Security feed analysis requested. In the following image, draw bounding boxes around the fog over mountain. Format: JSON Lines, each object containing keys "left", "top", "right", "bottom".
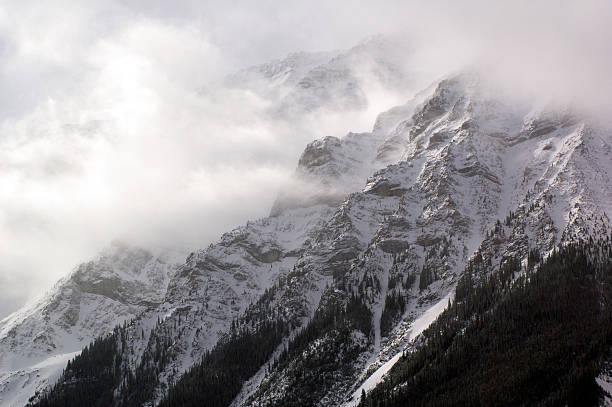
{"left": 0, "top": 0, "right": 610, "bottom": 320}
{"left": 1, "top": 2, "right": 612, "bottom": 407}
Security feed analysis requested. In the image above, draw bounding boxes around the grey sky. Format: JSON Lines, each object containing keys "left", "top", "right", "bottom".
{"left": 1, "top": 0, "right": 611, "bottom": 319}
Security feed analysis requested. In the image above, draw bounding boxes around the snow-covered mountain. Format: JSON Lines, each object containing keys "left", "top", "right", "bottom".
{"left": 4, "top": 37, "right": 612, "bottom": 407}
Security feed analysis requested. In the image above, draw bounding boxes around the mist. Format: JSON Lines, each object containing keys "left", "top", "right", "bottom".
{"left": 1, "top": 0, "right": 611, "bottom": 319}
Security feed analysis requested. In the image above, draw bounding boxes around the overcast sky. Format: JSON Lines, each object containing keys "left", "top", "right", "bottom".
{"left": 1, "top": 0, "right": 611, "bottom": 319}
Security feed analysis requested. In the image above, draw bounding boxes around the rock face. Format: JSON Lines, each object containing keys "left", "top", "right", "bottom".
{"left": 4, "top": 39, "right": 612, "bottom": 407}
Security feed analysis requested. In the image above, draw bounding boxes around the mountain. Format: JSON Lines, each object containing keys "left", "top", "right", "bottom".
{"left": 4, "top": 37, "right": 612, "bottom": 407}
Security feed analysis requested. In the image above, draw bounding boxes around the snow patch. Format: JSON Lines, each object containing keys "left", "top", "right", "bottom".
{"left": 345, "top": 291, "right": 453, "bottom": 406}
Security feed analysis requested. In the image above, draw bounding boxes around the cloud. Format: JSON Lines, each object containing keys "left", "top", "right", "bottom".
{"left": 1, "top": 0, "right": 611, "bottom": 318}
{"left": 0, "top": 1, "right": 411, "bottom": 318}
{"left": 394, "top": 1, "right": 612, "bottom": 117}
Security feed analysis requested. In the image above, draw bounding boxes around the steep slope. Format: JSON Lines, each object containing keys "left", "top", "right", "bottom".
{"left": 22, "top": 72, "right": 612, "bottom": 406}
{"left": 0, "top": 242, "right": 181, "bottom": 407}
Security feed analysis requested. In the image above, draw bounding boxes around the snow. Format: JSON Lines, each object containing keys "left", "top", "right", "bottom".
{"left": 345, "top": 291, "right": 453, "bottom": 406}
{"left": 408, "top": 292, "right": 453, "bottom": 342}
{"left": 229, "top": 336, "right": 295, "bottom": 407}
{"left": 0, "top": 351, "right": 79, "bottom": 407}
{"left": 597, "top": 374, "right": 612, "bottom": 407}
